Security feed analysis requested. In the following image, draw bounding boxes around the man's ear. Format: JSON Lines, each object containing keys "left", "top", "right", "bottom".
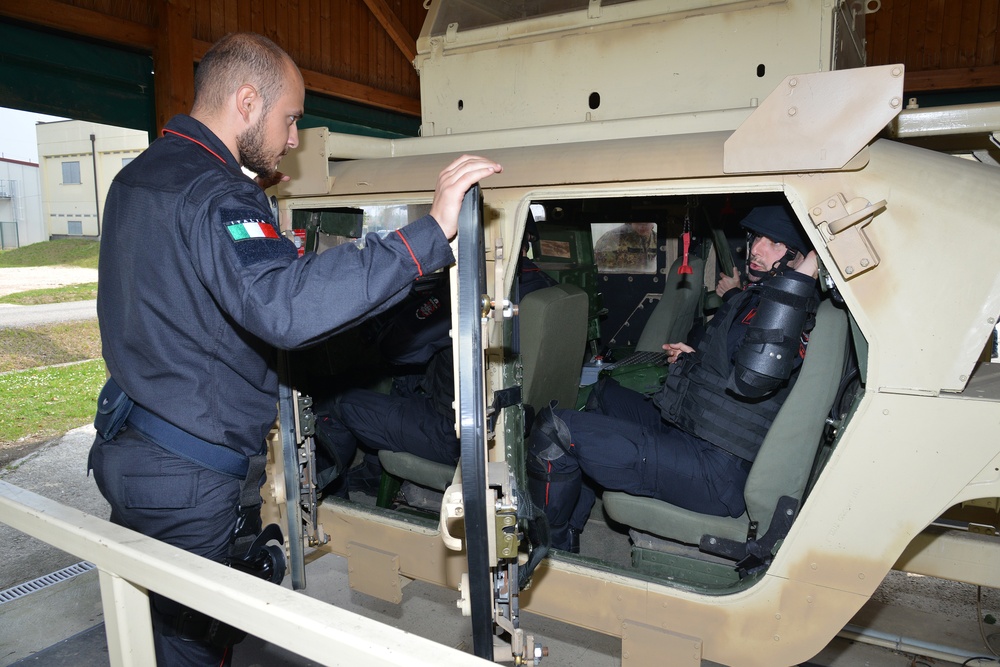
{"left": 234, "top": 84, "right": 258, "bottom": 124}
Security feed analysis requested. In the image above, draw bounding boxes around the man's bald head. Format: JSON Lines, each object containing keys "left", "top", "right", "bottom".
{"left": 192, "top": 32, "right": 296, "bottom": 118}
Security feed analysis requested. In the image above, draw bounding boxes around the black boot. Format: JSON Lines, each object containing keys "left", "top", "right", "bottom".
{"left": 526, "top": 404, "right": 581, "bottom": 552}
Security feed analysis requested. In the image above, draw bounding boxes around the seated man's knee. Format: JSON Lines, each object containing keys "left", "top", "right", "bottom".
{"left": 526, "top": 405, "right": 582, "bottom": 551}
{"left": 528, "top": 403, "right": 573, "bottom": 458}
{"left": 313, "top": 413, "right": 357, "bottom": 489}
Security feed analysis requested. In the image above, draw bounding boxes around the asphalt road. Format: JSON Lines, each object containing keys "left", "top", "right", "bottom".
{"left": 0, "top": 299, "right": 97, "bottom": 328}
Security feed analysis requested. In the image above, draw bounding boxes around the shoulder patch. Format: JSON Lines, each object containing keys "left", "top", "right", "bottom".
{"left": 223, "top": 213, "right": 280, "bottom": 242}
{"left": 220, "top": 208, "right": 295, "bottom": 266}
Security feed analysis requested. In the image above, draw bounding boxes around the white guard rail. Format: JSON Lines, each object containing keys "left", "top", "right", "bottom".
{"left": 0, "top": 480, "right": 491, "bottom": 667}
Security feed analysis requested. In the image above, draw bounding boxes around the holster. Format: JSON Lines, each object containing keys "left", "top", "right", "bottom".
{"left": 94, "top": 376, "right": 134, "bottom": 440}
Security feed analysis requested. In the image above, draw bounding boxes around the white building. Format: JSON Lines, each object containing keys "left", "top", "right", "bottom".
{"left": 37, "top": 120, "right": 148, "bottom": 239}
{"left": 0, "top": 157, "right": 43, "bottom": 249}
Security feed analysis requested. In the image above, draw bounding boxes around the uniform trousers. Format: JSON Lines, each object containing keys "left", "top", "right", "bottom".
{"left": 89, "top": 428, "right": 240, "bottom": 667}
{"left": 315, "top": 386, "right": 459, "bottom": 482}
{"left": 542, "top": 379, "right": 750, "bottom": 542}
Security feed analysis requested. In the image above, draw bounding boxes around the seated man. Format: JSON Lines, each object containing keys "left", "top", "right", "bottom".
{"left": 316, "top": 232, "right": 557, "bottom": 497}
{"left": 527, "top": 205, "right": 820, "bottom": 552}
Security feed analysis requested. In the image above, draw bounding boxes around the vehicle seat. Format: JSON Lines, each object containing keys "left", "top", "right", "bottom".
{"left": 634, "top": 255, "right": 705, "bottom": 353}
{"left": 519, "top": 283, "right": 590, "bottom": 411}
{"left": 602, "top": 298, "right": 849, "bottom": 557}
{"left": 377, "top": 283, "right": 589, "bottom": 507}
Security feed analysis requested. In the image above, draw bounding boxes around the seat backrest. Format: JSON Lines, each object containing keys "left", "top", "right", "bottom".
{"left": 743, "top": 299, "right": 849, "bottom": 534}
{"left": 519, "top": 283, "right": 589, "bottom": 410}
{"left": 635, "top": 255, "right": 705, "bottom": 352}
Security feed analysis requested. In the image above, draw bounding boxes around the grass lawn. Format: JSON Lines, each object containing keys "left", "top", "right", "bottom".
{"left": 0, "top": 319, "right": 104, "bottom": 459}
{"left": 0, "top": 238, "right": 100, "bottom": 269}
{"left": 0, "top": 319, "right": 102, "bottom": 373}
{"left": 0, "top": 360, "right": 106, "bottom": 451}
{"left": 0, "top": 240, "right": 104, "bottom": 457}
{"left": 0, "top": 283, "right": 98, "bottom": 305}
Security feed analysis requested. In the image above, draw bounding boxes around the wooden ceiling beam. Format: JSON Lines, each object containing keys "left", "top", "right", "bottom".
{"left": 0, "top": 0, "right": 153, "bottom": 50}
{"left": 191, "top": 39, "right": 419, "bottom": 116}
{"left": 906, "top": 65, "right": 1000, "bottom": 93}
{"left": 154, "top": 0, "right": 195, "bottom": 133}
{"left": 300, "top": 66, "right": 421, "bottom": 116}
{"left": 0, "top": 0, "right": 420, "bottom": 118}
{"left": 360, "top": 0, "right": 417, "bottom": 63}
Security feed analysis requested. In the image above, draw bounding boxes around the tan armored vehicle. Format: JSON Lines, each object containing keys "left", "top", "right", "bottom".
{"left": 265, "top": 2, "right": 1000, "bottom": 665}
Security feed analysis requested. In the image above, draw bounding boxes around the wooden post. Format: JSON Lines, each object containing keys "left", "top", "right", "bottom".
{"left": 153, "top": 0, "right": 194, "bottom": 134}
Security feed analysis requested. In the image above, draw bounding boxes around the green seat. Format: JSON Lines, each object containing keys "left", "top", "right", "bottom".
{"left": 519, "top": 283, "right": 589, "bottom": 411}
{"left": 377, "top": 283, "right": 589, "bottom": 507}
{"left": 378, "top": 450, "right": 457, "bottom": 492}
{"left": 635, "top": 255, "right": 706, "bottom": 353}
{"left": 603, "top": 299, "right": 849, "bottom": 553}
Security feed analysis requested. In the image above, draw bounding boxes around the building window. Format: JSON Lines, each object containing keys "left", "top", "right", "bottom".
{"left": 67, "top": 221, "right": 83, "bottom": 236}
{"left": 62, "top": 161, "right": 81, "bottom": 184}
{"left": 122, "top": 157, "right": 134, "bottom": 168}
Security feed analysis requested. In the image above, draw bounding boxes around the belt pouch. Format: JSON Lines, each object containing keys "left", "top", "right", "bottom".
{"left": 94, "top": 377, "right": 134, "bottom": 440}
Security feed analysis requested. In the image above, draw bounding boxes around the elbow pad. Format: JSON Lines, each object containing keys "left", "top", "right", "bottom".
{"left": 732, "top": 275, "right": 817, "bottom": 398}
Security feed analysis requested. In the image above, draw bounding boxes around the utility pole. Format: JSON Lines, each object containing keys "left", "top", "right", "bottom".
{"left": 90, "top": 133, "right": 100, "bottom": 237}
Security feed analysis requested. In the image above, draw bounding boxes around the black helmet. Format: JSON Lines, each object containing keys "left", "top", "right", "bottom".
{"left": 740, "top": 205, "right": 811, "bottom": 255}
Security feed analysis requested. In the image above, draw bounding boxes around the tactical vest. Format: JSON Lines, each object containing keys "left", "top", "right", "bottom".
{"left": 654, "top": 286, "right": 795, "bottom": 462}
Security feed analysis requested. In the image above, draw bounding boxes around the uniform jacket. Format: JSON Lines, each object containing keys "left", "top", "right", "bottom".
{"left": 98, "top": 114, "right": 455, "bottom": 458}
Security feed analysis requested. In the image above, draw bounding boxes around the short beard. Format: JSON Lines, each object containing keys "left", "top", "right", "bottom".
{"left": 237, "top": 115, "right": 274, "bottom": 179}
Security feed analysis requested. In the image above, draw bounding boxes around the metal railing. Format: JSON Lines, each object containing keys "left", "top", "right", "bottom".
{"left": 0, "top": 480, "right": 491, "bottom": 667}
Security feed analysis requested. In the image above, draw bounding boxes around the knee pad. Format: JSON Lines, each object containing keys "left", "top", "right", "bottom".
{"left": 528, "top": 403, "right": 572, "bottom": 460}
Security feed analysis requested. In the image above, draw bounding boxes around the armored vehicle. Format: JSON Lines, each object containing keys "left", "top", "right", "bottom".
{"left": 265, "top": 1, "right": 1000, "bottom": 665}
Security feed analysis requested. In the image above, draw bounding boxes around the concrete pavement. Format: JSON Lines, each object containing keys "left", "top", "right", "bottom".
{"left": 0, "top": 267, "right": 98, "bottom": 298}
{"left": 0, "top": 300, "right": 97, "bottom": 328}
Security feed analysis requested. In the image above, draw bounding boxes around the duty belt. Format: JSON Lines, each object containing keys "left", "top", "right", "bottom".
{"left": 126, "top": 403, "right": 251, "bottom": 479}
{"left": 95, "top": 376, "right": 252, "bottom": 478}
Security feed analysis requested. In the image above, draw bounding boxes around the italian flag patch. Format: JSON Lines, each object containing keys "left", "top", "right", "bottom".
{"left": 226, "top": 220, "right": 279, "bottom": 241}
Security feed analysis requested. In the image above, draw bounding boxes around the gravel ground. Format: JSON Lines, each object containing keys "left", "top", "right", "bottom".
{"left": 0, "top": 266, "right": 99, "bottom": 297}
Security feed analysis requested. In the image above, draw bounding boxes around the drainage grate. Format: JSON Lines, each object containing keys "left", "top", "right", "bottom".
{"left": 0, "top": 561, "right": 96, "bottom": 605}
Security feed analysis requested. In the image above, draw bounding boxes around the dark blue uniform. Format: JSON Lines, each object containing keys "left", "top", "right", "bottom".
{"left": 89, "top": 114, "right": 455, "bottom": 665}
{"left": 315, "top": 257, "right": 557, "bottom": 489}
{"left": 530, "top": 272, "right": 816, "bottom": 551}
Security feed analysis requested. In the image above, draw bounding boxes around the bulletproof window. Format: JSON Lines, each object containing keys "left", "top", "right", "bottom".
{"left": 62, "top": 161, "right": 81, "bottom": 184}
{"left": 67, "top": 220, "right": 82, "bottom": 235}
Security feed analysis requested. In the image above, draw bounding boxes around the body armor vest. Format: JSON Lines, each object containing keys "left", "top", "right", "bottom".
{"left": 654, "top": 285, "right": 796, "bottom": 462}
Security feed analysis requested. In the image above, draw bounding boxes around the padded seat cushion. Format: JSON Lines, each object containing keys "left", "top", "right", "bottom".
{"left": 604, "top": 492, "right": 750, "bottom": 545}
{"left": 378, "top": 450, "right": 455, "bottom": 491}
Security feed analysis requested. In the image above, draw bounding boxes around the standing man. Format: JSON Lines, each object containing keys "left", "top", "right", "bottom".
{"left": 89, "top": 32, "right": 501, "bottom": 665}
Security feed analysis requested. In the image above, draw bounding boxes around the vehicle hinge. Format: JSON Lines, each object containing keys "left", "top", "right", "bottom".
{"left": 495, "top": 509, "right": 519, "bottom": 559}
{"left": 487, "top": 463, "right": 548, "bottom": 666}
{"left": 292, "top": 392, "right": 327, "bottom": 548}
{"left": 809, "top": 193, "right": 887, "bottom": 280}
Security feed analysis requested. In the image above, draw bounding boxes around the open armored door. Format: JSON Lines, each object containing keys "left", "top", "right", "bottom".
{"left": 452, "top": 184, "right": 495, "bottom": 660}
{"left": 446, "top": 186, "right": 544, "bottom": 663}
